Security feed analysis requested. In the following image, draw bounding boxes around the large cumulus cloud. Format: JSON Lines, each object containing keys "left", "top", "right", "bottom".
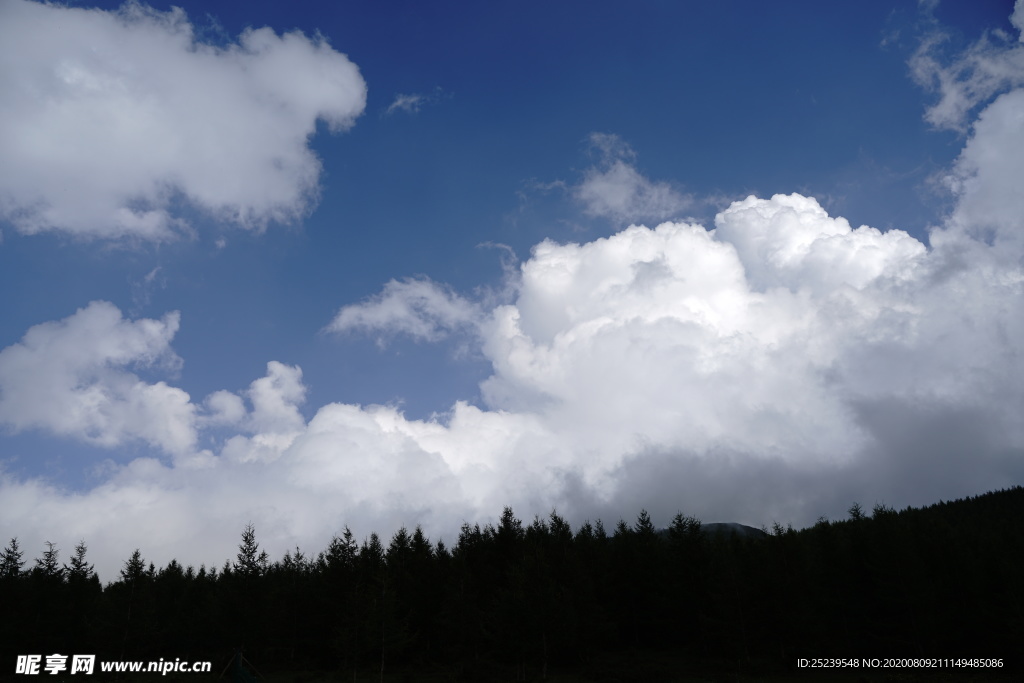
{"left": 0, "top": 0, "right": 366, "bottom": 240}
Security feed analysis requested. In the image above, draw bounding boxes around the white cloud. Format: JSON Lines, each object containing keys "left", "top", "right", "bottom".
{"left": 909, "top": 12, "right": 1024, "bottom": 131}
{"left": 202, "top": 390, "right": 247, "bottom": 427}
{"left": 386, "top": 93, "right": 425, "bottom": 115}
{"left": 0, "top": 301, "right": 196, "bottom": 456}
{"left": 573, "top": 133, "right": 692, "bottom": 223}
{"left": 713, "top": 193, "right": 926, "bottom": 292}
{"left": 938, "top": 89, "right": 1024, "bottom": 257}
{"left": 201, "top": 362, "right": 305, "bottom": 438}
{"left": 384, "top": 87, "right": 447, "bottom": 116}
{"left": 246, "top": 361, "right": 307, "bottom": 434}
{"left": 218, "top": 362, "right": 308, "bottom": 464}
{"left": 0, "top": 0, "right": 366, "bottom": 240}
{"left": 326, "top": 277, "right": 480, "bottom": 343}
{"left": 479, "top": 205, "right": 920, "bottom": 476}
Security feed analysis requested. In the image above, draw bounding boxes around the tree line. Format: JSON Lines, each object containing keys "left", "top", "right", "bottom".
{"left": 3, "top": 487, "right": 1022, "bottom": 681}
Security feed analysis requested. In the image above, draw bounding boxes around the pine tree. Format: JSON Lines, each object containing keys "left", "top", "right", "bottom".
{"left": 65, "top": 540, "right": 95, "bottom": 582}
{"left": 872, "top": 503, "right": 896, "bottom": 519}
{"left": 121, "top": 549, "right": 146, "bottom": 583}
{"left": 115, "top": 549, "right": 152, "bottom": 660}
{"left": 323, "top": 527, "right": 358, "bottom": 571}
{"left": 34, "top": 541, "right": 64, "bottom": 581}
{"left": 234, "top": 522, "right": 266, "bottom": 578}
{"left": 549, "top": 509, "right": 573, "bottom": 545}
{"left": 410, "top": 525, "right": 433, "bottom": 561}
{"left": 387, "top": 527, "right": 412, "bottom": 567}
{"left": 848, "top": 502, "right": 865, "bottom": 521}
{"left": 0, "top": 537, "right": 25, "bottom": 578}
{"left": 496, "top": 506, "right": 524, "bottom": 546}
{"left": 634, "top": 509, "right": 656, "bottom": 537}
{"left": 0, "top": 538, "right": 30, "bottom": 653}
{"left": 282, "top": 546, "right": 308, "bottom": 574}
{"left": 669, "top": 513, "right": 702, "bottom": 542}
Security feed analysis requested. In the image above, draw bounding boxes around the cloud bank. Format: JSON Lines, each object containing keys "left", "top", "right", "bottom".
{"left": 4, "top": 173, "right": 1021, "bottom": 580}
{"left": 0, "top": 0, "right": 366, "bottom": 240}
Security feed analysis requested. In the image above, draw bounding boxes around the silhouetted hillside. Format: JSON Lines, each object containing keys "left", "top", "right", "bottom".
{"left": 702, "top": 522, "right": 769, "bottom": 539}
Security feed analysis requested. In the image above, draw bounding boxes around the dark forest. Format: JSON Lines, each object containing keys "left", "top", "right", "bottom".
{"left": 3, "top": 487, "right": 1022, "bottom": 682}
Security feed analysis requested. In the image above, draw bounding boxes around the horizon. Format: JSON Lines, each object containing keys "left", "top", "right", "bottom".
{"left": 13, "top": 483, "right": 1020, "bottom": 585}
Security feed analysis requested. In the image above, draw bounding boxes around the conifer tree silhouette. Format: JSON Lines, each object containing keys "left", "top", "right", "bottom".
{"left": 0, "top": 537, "right": 25, "bottom": 578}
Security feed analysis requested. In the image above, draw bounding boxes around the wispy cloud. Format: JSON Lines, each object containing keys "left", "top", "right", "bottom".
{"left": 386, "top": 93, "right": 426, "bottom": 115}
{"left": 129, "top": 266, "right": 165, "bottom": 314}
{"left": 384, "top": 87, "right": 447, "bottom": 116}
{"left": 909, "top": 2, "right": 1024, "bottom": 131}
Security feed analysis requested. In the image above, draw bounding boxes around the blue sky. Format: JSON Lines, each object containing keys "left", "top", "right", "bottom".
{"left": 1, "top": 0, "right": 1023, "bottom": 580}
